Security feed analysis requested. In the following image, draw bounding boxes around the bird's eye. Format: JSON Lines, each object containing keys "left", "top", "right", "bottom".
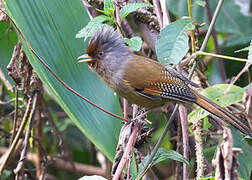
{"left": 98, "top": 51, "right": 104, "bottom": 57}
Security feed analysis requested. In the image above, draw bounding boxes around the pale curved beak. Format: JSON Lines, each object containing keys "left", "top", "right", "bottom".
{"left": 78, "top": 54, "right": 92, "bottom": 63}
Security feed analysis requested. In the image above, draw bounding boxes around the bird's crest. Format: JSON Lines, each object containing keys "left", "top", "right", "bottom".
{"left": 86, "top": 26, "right": 125, "bottom": 56}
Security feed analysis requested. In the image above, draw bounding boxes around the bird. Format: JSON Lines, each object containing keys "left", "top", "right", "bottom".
{"left": 78, "top": 26, "right": 252, "bottom": 137}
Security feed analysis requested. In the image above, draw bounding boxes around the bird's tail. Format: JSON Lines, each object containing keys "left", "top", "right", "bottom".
{"left": 193, "top": 90, "right": 252, "bottom": 137}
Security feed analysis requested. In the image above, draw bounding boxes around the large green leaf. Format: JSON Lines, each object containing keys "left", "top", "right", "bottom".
{"left": 156, "top": 18, "right": 194, "bottom": 66}
{"left": 4, "top": 0, "right": 122, "bottom": 161}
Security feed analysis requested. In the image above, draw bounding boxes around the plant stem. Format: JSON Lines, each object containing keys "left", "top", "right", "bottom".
{"left": 187, "top": 0, "right": 196, "bottom": 53}
{"left": 136, "top": 105, "right": 179, "bottom": 180}
{"left": 205, "top": 0, "right": 226, "bottom": 82}
{"left": 189, "top": 0, "right": 224, "bottom": 79}
{"left": 187, "top": 0, "right": 193, "bottom": 18}
{"left": 200, "top": 0, "right": 224, "bottom": 52}
{"left": 153, "top": 0, "right": 163, "bottom": 29}
{"left": 197, "top": 51, "right": 248, "bottom": 62}
{"left": 179, "top": 105, "right": 189, "bottom": 180}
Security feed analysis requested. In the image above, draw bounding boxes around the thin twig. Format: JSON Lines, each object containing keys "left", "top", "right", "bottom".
{"left": 81, "top": 0, "right": 94, "bottom": 19}
{"left": 225, "top": 61, "right": 252, "bottom": 94}
{"left": 1, "top": 10, "right": 127, "bottom": 122}
{"left": 14, "top": 93, "right": 38, "bottom": 174}
{"left": 197, "top": 51, "right": 247, "bottom": 62}
{"left": 159, "top": 0, "right": 170, "bottom": 27}
{"left": 179, "top": 105, "right": 189, "bottom": 180}
{"left": 189, "top": 0, "right": 224, "bottom": 79}
{"left": 10, "top": 87, "right": 19, "bottom": 144}
{"left": 0, "top": 97, "right": 23, "bottom": 105}
{"left": 200, "top": 0, "right": 224, "bottom": 53}
{"left": 187, "top": 0, "right": 196, "bottom": 53}
{"left": 114, "top": 0, "right": 121, "bottom": 27}
{"left": 205, "top": 0, "right": 226, "bottom": 82}
{"left": 113, "top": 125, "right": 139, "bottom": 180}
{"left": 136, "top": 105, "right": 179, "bottom": 180}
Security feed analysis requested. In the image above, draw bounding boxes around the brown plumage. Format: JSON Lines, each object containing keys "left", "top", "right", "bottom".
{"left": 78, "top": 27, "right": 252, "bottom": 137}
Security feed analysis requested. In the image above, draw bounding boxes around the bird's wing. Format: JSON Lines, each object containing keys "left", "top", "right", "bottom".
{"left": 123, "top": 55, "right": 197, "bottom": 103}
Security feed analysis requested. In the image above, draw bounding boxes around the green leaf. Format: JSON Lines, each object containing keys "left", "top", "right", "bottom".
{"left": 130, "top": 153, "right": 138, "bottom": 180}
{"left": 156, "top": 18, "right": 194, "bottom": 66}
{"left": 5, "top": 0, "right": 122, "bottom": 161}
{"left": 125, "top": 36, "right": 143, "bottom": 51}
{"left": 193, "top": 0, "right": 206, "bottom": 7}
{"left": 1, "top": 170, "right": 12, "bottom": 180}
{"left": 120, "top": 3, "right": 153, "bottom": 20}
{"left": 203, "top": 117, "right": 211, "bottom": 130}
{"left": 103, "top": 0, "right": 114, "bottom": 15}
{"left": 76, "top": 15, "right": 111, "bottom": 40}
{"left": 231, "top": 127, "right": 252, "bottom": 179}
{"left": 188, "top": 84, "right": 243, "bottom": 123}
{"left": 138, "top": 148, "right": 189, "bottom": 176}
{"left": 79, "top": 175, "right": 107, "bottom": 180}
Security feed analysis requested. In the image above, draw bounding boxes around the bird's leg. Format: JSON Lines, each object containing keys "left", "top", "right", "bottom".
{"left": 132, "top": 103, "right": 171, "bottom": 123}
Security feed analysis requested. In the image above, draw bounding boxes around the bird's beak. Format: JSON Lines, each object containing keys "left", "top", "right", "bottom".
{"left": 78, "top": 54, "right": 93, "bottom": 63}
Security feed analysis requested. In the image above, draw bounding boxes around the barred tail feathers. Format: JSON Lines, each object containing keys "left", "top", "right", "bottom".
{"left": 194, "top": 91, "right": 252, "bottom": 137}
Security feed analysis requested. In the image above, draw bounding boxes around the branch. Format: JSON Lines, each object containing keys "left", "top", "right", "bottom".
{"left": 113, "top": 125, "right": 139, "bottom": 180}
{"left": 160, "top": 0, "right": 170, "bottom": 26}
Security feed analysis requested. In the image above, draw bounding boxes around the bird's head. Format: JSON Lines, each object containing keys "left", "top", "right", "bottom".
{"left": 78, "top": 26, "right": 131, "bottom": 73}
